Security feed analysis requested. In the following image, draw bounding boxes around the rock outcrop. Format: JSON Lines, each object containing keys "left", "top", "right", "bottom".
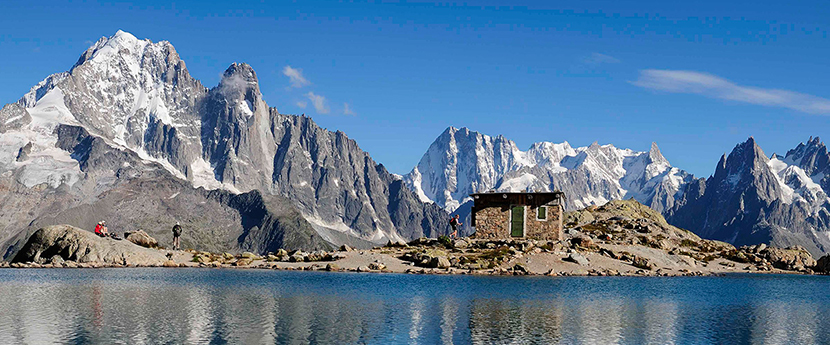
{"left": 12, "top": 225, "right": 168, "bottom": 265}
{"left": 125, "top": 230, "right": 158, "bottom": 248}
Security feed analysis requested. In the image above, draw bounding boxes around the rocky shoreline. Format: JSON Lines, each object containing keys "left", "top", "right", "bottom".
{"left": 0, "top": 238, "right": 823, "bottom": 277}
{"left": 5, "top": 200, "right": 830, "bottom": 277}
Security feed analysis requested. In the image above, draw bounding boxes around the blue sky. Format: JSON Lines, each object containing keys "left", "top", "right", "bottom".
{"left": 1, "top": 1, "right": 828, "bottom": 177}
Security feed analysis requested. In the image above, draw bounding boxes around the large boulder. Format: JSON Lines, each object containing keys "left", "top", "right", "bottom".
{"left": 428, "top": 256, "right": 451, "bottom": 269}
{"left": 815, "top": 255, "right": 830, "bottom": 273}
{"left": 762, "top": 246, "right": 816, "bottom": 270}
{"left": 565, "top": 253, "right": 590, "bottom": 266}
{"left": 124, "top": 230, "right": 159, "bottom": 248}
{"left": 12, "top": 225, "right": 168, "bottom": 266}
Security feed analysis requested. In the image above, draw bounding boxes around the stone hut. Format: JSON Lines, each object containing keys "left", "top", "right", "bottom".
{"left": 470, "top": 191, "right": 565, "bottom": 240}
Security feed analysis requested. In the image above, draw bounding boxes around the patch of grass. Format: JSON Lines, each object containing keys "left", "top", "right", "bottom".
{"left": 680, "top": 239, "right": 698, "bottom": 247}
{"left": 478, "top": 246, "right": 511, "bottom": 261}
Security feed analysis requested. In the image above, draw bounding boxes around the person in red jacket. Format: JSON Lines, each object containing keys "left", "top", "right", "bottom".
{"left": 94, "top": 221, "right": 109, "bottom": 237}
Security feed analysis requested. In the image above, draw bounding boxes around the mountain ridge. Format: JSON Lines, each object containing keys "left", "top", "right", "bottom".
{"left": 0, "top": 30, "right": 450, "bottom": 257}
{"left": 406, "top": 127, "right": 830, "bottom": 256}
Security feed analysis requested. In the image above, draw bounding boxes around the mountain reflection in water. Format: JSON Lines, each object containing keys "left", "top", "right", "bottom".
{"left": 0, "top": 269, "right": 828, "bottom": 344}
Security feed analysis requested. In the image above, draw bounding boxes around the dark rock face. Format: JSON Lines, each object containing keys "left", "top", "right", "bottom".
{"left": 15, "top": 142, "right": 31, "bottom": 162}
{"left": 265, "top": 115, "right": 451, "bottom": 242}
{"left": 667, "top": 137, "right": 830, "bottom": 257}
{"left": 1, "top": 123, "right": 330, "bottom": 258}
{"left": 12, "top": 225, "right": 168, "bottom": 265}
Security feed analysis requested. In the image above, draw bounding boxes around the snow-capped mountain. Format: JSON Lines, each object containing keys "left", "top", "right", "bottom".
{"left": 404, "top": 126, "right": 693, "bottom": 213}
{"left": 0, "top": 31, "right": 450, "bottom": 256}
{"left": 667, "top": 137, "right": 830, "bottom": 256}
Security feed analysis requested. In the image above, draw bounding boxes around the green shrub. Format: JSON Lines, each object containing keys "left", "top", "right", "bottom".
{"left": 438, "top": 235, "right": 453, "bottom": 248}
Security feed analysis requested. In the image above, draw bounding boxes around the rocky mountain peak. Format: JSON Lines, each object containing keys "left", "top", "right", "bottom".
{"left": 712, "top": 137, "right": 772, "bottom": 191}
{"left": 222, "top": 63, "right": 259, "bottom": 83}
{"left": 219, "top": 63, "right": 260, "bottom": 95}
{"left": 784, "top": 136, "right": 829, "bottom": 177}
{"left": 73, "top": 30, "right": 174, "bottom": 70}
{"left": 647, "top": 142, "right": 668, "bottom": 165}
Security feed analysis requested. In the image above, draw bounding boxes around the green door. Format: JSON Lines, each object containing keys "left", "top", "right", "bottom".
{"left": 511, "top": 206, "right": 524, "bottom": 237}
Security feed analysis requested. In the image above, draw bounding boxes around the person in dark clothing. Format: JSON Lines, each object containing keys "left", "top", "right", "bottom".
{"left": 172, "top": 222, "right": 182, "bottom": 250}
{"left": 449, "top": 215, "right": 462, "bottom": 239}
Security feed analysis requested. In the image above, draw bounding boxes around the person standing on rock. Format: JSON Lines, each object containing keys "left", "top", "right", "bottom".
{"left": 172, "top": 222, "right": 182, "bottom": 250}
{"left": 449, "top": 215, "right": 461, "bottom": 239}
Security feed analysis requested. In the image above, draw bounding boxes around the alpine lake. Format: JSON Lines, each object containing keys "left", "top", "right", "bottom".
{"left": 0, "top": 268, "right": 828, "bottom": 344}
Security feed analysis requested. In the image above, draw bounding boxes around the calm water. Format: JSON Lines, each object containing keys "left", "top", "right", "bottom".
{"left": 0, "top": 269, "right": 828, "bottom": 344}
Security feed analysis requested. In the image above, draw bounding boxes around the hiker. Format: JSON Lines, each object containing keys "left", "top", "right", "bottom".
{"left": 94, "top": 221, "right": 109, "bottom": 238}
{"left": 172, "top": 222, "right": 182, "bottom": 250}
{"left": 449, "top": 215, "right": 461, "bottom": 239}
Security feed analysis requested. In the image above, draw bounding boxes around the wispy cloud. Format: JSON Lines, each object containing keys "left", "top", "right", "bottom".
{"left": 296, "top": 101, "right": 307, "bottom": 109}
{"left": 283, "top": 65, "right": 310, "bottom": 88}
{"left": 584, "top": 53, "right": 620, "bottom": 65}
{"left": 305, "top": 92, "right": 329, "bottom": 114}
{"left": 343, "top": 103, "right": 355, "bottom": 116}
{"left": 632, "top": 69, "right": 830, "bottom": 115}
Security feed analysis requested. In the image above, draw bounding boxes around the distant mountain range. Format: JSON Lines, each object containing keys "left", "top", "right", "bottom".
{"left": 404, "top": 128, "right": 830, "bottom": 256}
{"left": 403, "top": 126, "right": 693, "bottom": 236}
{"left": 0, "top": 31, "right": 449, "bottom": 258}
{"left": 666, "top": 137, "right": 830, "bottom": 256}
{"left": 1, "top": 30, "right": 827, "bottom": 258}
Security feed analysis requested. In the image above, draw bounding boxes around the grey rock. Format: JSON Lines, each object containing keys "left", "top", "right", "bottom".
{"left": 368, "top": 262, "right": 386, "bottom": 270}
{"left": 429, "top": 256, "right": 451, "bottom": 269}
{"left": 755, "top": 243, "right": 767, "bottom": 253}
{"left": 15, "top": 142, "right": 32, "bottom": 162}
{"left": 12, "top": 225, "right": 168, "bottom": 266}
{"left": 49, "top": 255, "right": 65, "bottom": 265}
{"left": 565, "top": 253, "right": 590, "bottom": 266}
{"left": 125, "top": 230, "right": 158, "bottom": 248}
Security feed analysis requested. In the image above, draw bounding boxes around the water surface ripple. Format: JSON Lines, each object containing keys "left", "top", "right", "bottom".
{"left": 0, "top": 269, "right": 827, "bottom": 344}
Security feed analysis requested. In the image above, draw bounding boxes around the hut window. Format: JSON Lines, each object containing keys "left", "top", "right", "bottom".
{"left": 537, "top": 206, "right": 547, "bottom": 221}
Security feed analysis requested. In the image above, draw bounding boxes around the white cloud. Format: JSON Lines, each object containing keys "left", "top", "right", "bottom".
{"left": 632, "top": 69, "right": 830, "bottom": 115}
{"left": 585, "top": 53, "right": 620, "bottom": 65}
{"left": 305, "top": 92, "right": 329, "bottom": 114}
{"left": 343, "top": 103, "right": 355, "bottom": 116}
{"left": 283, "top": 65, "right": 310, "bottom": 88}
{"left": 296, "top": 101, "right": 307, "bottom": 109}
